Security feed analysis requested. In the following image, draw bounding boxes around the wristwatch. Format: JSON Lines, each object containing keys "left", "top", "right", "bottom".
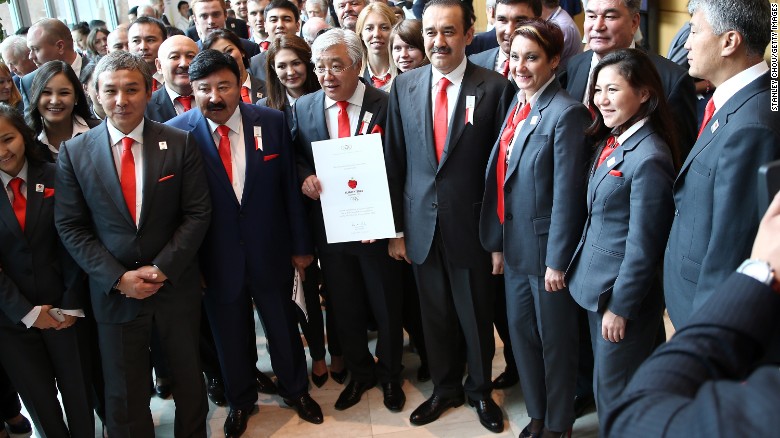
{"left": 737, "top": 259, "right": 780, "bottom": 293}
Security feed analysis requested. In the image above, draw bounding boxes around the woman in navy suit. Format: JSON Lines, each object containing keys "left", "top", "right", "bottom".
{"left": 567, "top": 48, "right": 678, "bottom": 426}
{"left": 0, "top": 104, "right": 93, "bottom": 437}
{"left": 480, "top": 19, "right": 590, "bottom": 437}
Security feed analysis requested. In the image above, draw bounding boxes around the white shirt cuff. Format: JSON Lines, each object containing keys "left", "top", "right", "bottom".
{"left": 21, "top": 306, "right": 41, "bottom": 328}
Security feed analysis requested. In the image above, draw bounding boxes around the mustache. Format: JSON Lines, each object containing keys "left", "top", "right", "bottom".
{"left": 206, "top": 102, "right": 226, "bottom": 111}
{"left": 430, "top": 47, "right": 451, "bottom": 54}
{"left": 174, "top": 66, "right": 189, "bottom": 75}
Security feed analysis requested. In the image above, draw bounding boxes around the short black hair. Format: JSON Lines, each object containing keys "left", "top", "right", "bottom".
{"left": 129, "top": 5, "right": 139, "bottom": 15}
{"left": 189, "top": 49, "right": 241, "bottom": 84}
{"left": 423, "top": 0, "right": 476, "bottom": 32}
{"left": 14, "top": 26, "right": 29, "bottom": 36}
{"left": 496, "top": 0, "right": 542, "bottom": 17}
{"left": 166, "top": 25, "right": 186, "bottom": 36}
{"left": 130, "top": 16, "right": 169, "bottom": 40}
{"left": 89, "top": 19, "right": 107, "bottom": 29}
{"left": 265, "top": 0, "right": 301, "bottom": 22}
{"left": 202, "top": 29, "right": 250, "bottom": 69}
{"left": 178, "top": 0, "right": 190, "bottom": 8}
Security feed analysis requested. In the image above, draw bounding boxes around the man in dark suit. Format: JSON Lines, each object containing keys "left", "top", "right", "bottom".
{"left": 664, "top": 0, "right": 780, "bottom": 327}
{"left": 559, "top": 0, "right": 696, "bottom": 158}
{"left": 129, "top": 17, "right": 168, "bottom": 92}
{"left": 189, "top": 0, "right": 260, "bottom": 58}
{"left": 248, "top": 0, "right": 301, "bottom": 81}
{"left": 293, "top": 28, "right": 405, "bottom": 413}
{"left": 146, "top": 36, "right": 199, "bottom": 123}
{"left": 384, "top": 0, "right": 513, "bottom": 432}
{"left": 54, "top": 51, "right": 211, "bottom": 438}
{"left": 606, "top": 192, "right": 780, "bottom": 437}
{"left": 166, "top": 50, "right": 323, "bottom": 437}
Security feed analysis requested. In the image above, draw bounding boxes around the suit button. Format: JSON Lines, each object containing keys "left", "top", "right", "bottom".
{"left": 432, "top": 202, "right": 438, "bottom": 209}
{"left": 505, "top": 213, "right": 513, "bottom": 221}
{"left": 504, "top": 185, "right": 512, "bottom": 194}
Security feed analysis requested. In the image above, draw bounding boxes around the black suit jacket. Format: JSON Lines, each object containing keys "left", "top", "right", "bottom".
{"left": 54, "top": 119, "right": 212, "bottom": 324}
{"left": 465, "top": 28, "right": 498, "bottom": 56}
{"left": 145, "top": 87, "right": 178, "bottom": 123}
{"left": 559, "top": 49, "right": 697, "bottom": 159}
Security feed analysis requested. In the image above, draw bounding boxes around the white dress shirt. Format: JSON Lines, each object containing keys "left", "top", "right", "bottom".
{"left": 207, "top": 106, "right": 247, "bottom": 203}
{"left": 107, "top": 119, "right": 145, "bottom": 226}
{"left": 712, "top": 61, "right": 769, "bottom": 114}
{"left": 431, "top": 56, "right": 468, "bottom": 128}
{"left": 506, "top": 75, "right": 556, "bottom": 163}
{"left": 38, "top": 115, "right": 92, "bottom": 158}
{"left": 324, "top": 80, "right": 366, "bottom": 139}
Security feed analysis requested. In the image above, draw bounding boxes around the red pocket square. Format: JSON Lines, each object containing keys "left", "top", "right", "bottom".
{"left": 371, "top": 124, "right": 384, "bottom": 136}
{"left": 264, "top": 154, "right": 279, "bottom": 161}
{"left": 609, "top": 169, "right": 623, "bottom": 177}
{"left": 43, "top": 188, "right": 55, "bottom": 198}
{"left": 158, "top": 174, "right": 175, "bottom": 182}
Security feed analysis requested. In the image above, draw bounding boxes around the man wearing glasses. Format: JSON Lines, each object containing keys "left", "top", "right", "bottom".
{"left": 292, "top": 28, "right": 406, "bottom": 414}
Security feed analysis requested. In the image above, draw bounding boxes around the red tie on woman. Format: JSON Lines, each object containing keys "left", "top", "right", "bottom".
{"left": 596, "top": 135, "right": 618, "bottom": 169}
{"left": 120, "top": 137, "right": 136, "bottom": 222}
{"left": 216, "top": 125, "right": 233, "bottom": 183}
{"left": 241, "top": 86, "right": 252, "bottom": 104}
{"left": 697, "top": 97, "right": 715, "bottom": 139}
{"left": 336, "top": 101, "right": 351, "bottom": 138}
{"left": 371, "top": 73, "right": 391, "bottom": 88}
{"left": 259, "top": 41, "right": 270, "bottom": 52}
{"left": 8, "top": 177, "right": 26, "bottom": 231}
{"left": 175, "top": 95, "right": 193, "bottom": 112}
{"left": 501, "top": 59, "right": 509, "bottom": 78}
{"left": 496, "top": 102, "right": 531, "bottom": 222}
{"left": 433, "top": 77, "right": 451, "bottom": 163}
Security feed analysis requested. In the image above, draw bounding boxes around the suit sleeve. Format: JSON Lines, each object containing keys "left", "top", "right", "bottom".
{"left": 666, "top": 70, "right": 697, "bottom": 160}
{"left": 384, "top": 81, "right": 408, "bottom": 233}
{"left": 150, "top": 132, "right": 212, "bottom": 284}
{"left": 280, "top": 115, "right": 313, "bottom": 256}
{"left": 605, "top": 273, "right": 780, "bottom": 437}
{"left": 546, "top": 103, "right": 590, "bottom": 271}
{"left": 691, "top": 125, "right": 780, "bottom": 312}
{"left": 0, "top": 270, "right": 35, "bottom": 324}
{"left": 291, "top": 102, "right": 316, "bottom": 185}
{"left": 610, "top": 149, "right": 675, "bottom": 319}
{"left": 57, "top": 240, "right": 87, "bottom": 311}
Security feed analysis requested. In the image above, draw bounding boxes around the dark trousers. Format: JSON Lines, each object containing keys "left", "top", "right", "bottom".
{"left": 297, "top": 260, "right": 328, "bottom": 362}
{"left": 0, "top": 366, "right": 21, "bottom": 420}
{"left": 413, "top": 230, "right": 495, "bottom": 400}
{"left": 402, "top": 263, "right": 428, "bottom": 365}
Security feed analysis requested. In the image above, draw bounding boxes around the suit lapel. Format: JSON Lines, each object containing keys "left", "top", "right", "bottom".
{"left": 138, "top": 120, "right": 167, "bottom": 229}
{"left": 310, "top": 92, "right": 330, "bottom": 141}
{"left": 587, "top": 125, "right": 650, "bottom": 207}
{"left": 439, "top": 63, "right": 482, "bottom": 169}
{"left": 356, "top": 87, "right": 381, "bottom": 135}
{"left": 571, "top": 51, "right": 593, "bottom": 103}
{"left": 240, "top": 104, "right": 262, "bottom": 204}
{"left": 88, "top": 122, "right": 136, "bottom": 227}
{"left": 505, "top": 84, "right": 559, "bottom": 181}
{"left": 415, "top": 68, "right": 438, "bottom": 172}
{"left": 193, "top": 111, "right": 238, "bottom": 204}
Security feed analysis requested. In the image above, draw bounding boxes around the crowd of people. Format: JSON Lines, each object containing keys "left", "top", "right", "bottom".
{"left": 0, "top": 0, "right": 777, "bottom": 437}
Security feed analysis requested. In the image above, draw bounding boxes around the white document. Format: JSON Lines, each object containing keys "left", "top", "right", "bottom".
{"left": 311, "top": 133, "right": 397, "bottom": 243}
{"left": 292, "top": 268, "right": 307, "bottom": 320}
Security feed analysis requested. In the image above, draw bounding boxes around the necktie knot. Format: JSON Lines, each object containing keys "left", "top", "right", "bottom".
{"left": 217, "top": 125, "right": 230, "bottom": 138}
{"left": 9, "top": 176, "right": 23, "bottom": 194}
{"left": 605, "top": 135, "right": 617, "bottom": 150}
{"left": 336, "top": 101, "right": 349, "bottom": 112}
{"left": 437, "top": 77, "right": 451, "bottom": 93}
{"left": 514, "top": 103, "right": 531, "bottom": 124}
{"left": 175, "top": 95, "right": 193, "bottom": 112}
{"left": 121, "top": 136, "right": 134, "bottom": 152}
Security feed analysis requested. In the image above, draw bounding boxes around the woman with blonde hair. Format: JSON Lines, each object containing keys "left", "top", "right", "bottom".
{"left": 355, "top": 2, "right": 398, "bottom": 91}
{"left": 0, "top": 63, "right": 23, "bottom": 112}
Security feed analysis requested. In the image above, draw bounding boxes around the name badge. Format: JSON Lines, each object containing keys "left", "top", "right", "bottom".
{"left": 711, "top": 120, "right": 719, "bottom": 133}
{"left": 254, "top": 126, "right": 263, "bottom": 151}
{"left": 607, "top": 156, "right": 616, "bottom": 168}
{"left": 465, "top": 96, "right": 475, "bottom": 125}
{"left": 359, "top": 111, "right": 373, "bottom": 135}
{"left": 35, "top": 184, "right": 44, "bottom": 192}
{"left": 159, "top": 141, "right": 167, "bottom": 150}
{"left": 530, "top": 115, "right": 538, "bottom": 125}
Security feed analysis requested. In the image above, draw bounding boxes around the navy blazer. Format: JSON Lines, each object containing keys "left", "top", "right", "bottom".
{"left": 664, "top": 72, "right": 780, "bottom": 325}
{"left": 465, "top": 28, "right": 499, "bottom": 56}
{"left": 0, "top": 161, "right": 86, "bottom": 329}
{"left": 167, "top": 103, "right": 311, "bottom": 304}
{"left": 567, "top": 124, "right": 675, "bottom": 319}
{"left": 145, "top": 86, "right": 178, "bottom": 123}
{"left": 480, "top": 81, "right": 590, "bottom": 275}
{"left": 248, "top": 51, "right": 267, "bottom": 83}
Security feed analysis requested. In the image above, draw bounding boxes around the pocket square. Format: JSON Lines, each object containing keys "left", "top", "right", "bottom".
{"left": 43, "top": 188, "right": 55, "bottom": 198}
{"left": 370, "top": 124, "right": 384, "bottom": 136}
{"left": 264, "top": 154, "right": 279, "bottom": 161}
{"left": 158, "top": 174, "right": 175, "bottom": 182}
{"left": 609, "top": 170, "right": 623, "bottom": 177}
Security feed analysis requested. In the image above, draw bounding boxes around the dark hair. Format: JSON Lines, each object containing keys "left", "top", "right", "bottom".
{"left": 265, "top": 0, "right": 301, "bottom": 23}
{"left": 166, "top": 25, "right": 186, "bottom": 36}
{"left": 178, "top": 0, "right": 190, "bottom": 9}
{"left": 25, "top": 61, "right": 93, "bottom": 139}
{"left": 390, "top": 19, "right": 429, "bottom": 69}
{"left": 14, "top": 27, "right": 29, "bottom": 36}
{"left": 89, "top": 20, "right": 107, "bottom": 29}
{"left": 189, "top": 49, "right": 241, "bottom": 84}
{"left": 542, "top": 0, "right": 559, "bottom": 7}
{"left": 129, "top": 5, "right": 139, "bottom": 15}
{"left": 86, "top": 27, "right": 109, "bottom": 59}
{"left": 0, "top": 103, "right": 51, "bottom": 163}
{"left": 688, "top": 0, "right": 771, "bottom": 57}
{"left": 423, "top": 0, "right": 475, "bottom": 32}
{"left": 94, "top": 51, "right": 154, "bottom": 94}
{"left": 496, "top": 0, "right": 542, "bottom": 17}
{"left": 264, "top": 35, "right": 319, "bottom": 111}
{"left": 71, "top": 21, "right": 90, "bottom": 34}
{"left": 585, "top": 49, "right": 679, "bottom": 168}
{"left": 130, "top": 16, "right": 169, "bottom": 40}
{"left": 508, "top": 18, "right": 563, "bottom": 64}
{"left": 202, "top": 29, "right": 250, "bottom": 69}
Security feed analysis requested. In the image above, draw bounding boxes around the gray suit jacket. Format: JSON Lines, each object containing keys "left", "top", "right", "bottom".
{"left": 468, "top": 47, "right": 499, "bottom": 72}
{"left": 385, "top": 61, "right": 513, "bottom": 267}
{"left": 480, "top": 80, "right": 590, "bottom": 275}
{"left": 145, "top": 87, "right": 178, "bottom": 123}
{"left": 54, "top": 119, "right": 212, "bottom": 324}
{"left": 568, "top": 124, "right": 675, "bottom": 319}
{"left": 249, "top": 51, "right": 267, "bottom": 83}
{"left": 664, "top": 72, "right": 780, "bottom": 326}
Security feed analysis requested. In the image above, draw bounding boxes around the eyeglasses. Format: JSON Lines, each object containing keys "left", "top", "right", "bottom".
{"left": 313, "top": 62, "right": 357, "bottom": 76}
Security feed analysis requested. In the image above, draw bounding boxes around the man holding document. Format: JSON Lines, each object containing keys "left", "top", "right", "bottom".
{"left": 293, "top": 28, "right": 405, "bottom": 413}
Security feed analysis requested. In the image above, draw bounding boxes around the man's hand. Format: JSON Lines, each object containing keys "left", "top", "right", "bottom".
{"left": 602, "top": 309, "right": 627, "bottom": 343}
{"left": 752, "top": 191, "right": 780, "bottom": 270}
{"left": 116, "top": 270, "right": 164, "bottom": 299}
{"left": 491, "top": 252, "right": 504, "bottom": 275}
{"left": 32, "top": 305, "right": 62, "bottom": 330}
{"left": 388, "top": 237, "right": 410, "bottom": 263}
{"left": 302, "top": 175, "right": 323, "bottom": 200}
{"left": 545, "top": 267, "right": 566, "bottom": 292}
{"left": 292, "top": 255, "right": 314, "bottom": 281}
{"left": 137, "top": 265, "right": 168, "bottom": 283}
{"left": 58, "top": 314, "right": 78, "bottom": 329}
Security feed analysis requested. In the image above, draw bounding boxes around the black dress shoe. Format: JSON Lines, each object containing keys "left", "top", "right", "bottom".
{"left": 283, "top": 393, "right": 324, "bottom": 424}
{"left": 255, "top": 369, "right": 277, "bottom": 394}
{"left": 409, "top": 393, "right": 465, "bottom": 425}
{"left": 330, "top": 368, "right": 348, "bottom": 384}
{"left": 5, "top": 415, "right": 32, "bottom": 434}
{"left": 155, "top": 381, "right": 172, "bottom": 399}
{"left": 207, "top": 377, "right": 227, "bottom": 406}
{"left": 417, "top": 362, "right": 431, "bottom": 382}
{"left": 468, "top": 397, "right": 504, "bottom": 433}
{"left": 573, "top": 394, "right": 596, "bottom": 418}
{"left": 334, "top": 379, "right": 376, "bottom": 411}
{"left": 311, "top": 371, "right": 328, "bottom": 388}
{"left": 492, "top": 370, "right": 519, "bottom": 389}
{"left": 381, "top": 382, "right": 406, "bottom": 412}
{"left": 224, "top": 406, "right": 258, "bottom": 438}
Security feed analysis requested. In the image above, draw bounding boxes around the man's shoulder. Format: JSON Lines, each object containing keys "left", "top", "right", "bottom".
{"left": 393, "top": 66, "right": 428, "bottom": 89}
{"left": 295, "top": 89, "right": 324, "bottom": 109}
{"left": 148, "top": 118, "right": 189, "bottom": 139}
{"left": 466, "top": 61, "right": 506, "bottom": 87}
{"left": 649, "top": 52, "right": 687, "bottom": 78}
{"left": 468, "top": 48, "right": 498, "bottom": 68}
{"left": 567, "top": 50, "right": 592, "bottom": 71}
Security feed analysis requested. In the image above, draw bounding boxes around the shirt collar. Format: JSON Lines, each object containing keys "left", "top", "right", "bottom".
{"left": 107, "top": 118, "right": 145, "bottom": 147}
{"left": 206, "top": 104, "right": 242, "bottom": 135}
{"left": 71, "top": 53, "right": 83, "bottom": 77}
{"left": 431, "top": 56, "right": 468, "bottom": 89}
{"left": 712, "top": 61, "right": 769, "bottom": 114}
{"left": 0, "top": 160, "right": 28, "bottom": 188}
{"left": 366, "top": 64, "right": 390, "bottom": 80}
{"left": 324, "top": 80, "right": 366, "bottom": 109}
{"left": 615, "top": 117, "right": 648, "bottom": 145}
{"left": 242, "top": 76, "right": 252, "bottom": 89}
{"left": 286, "top": 92, "right": 298, "bottom": 106}
{"left": 37, "top": 115, "right": 91, "bottom": 147}
{"left": 519, "top": 74, "right": 556, "bottom": 108}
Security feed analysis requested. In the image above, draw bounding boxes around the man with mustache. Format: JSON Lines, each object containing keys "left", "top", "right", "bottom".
{"left": 334, "top": 0, "right": 365, "bottom": 31}
{"left": 146, "top": 35, "right": 198, "bottom": 123}
{"left": 128, "top": 17, "right": 168, "bottom": 92}
{"left": 166, "top": 49, "right": 323, "bottom": 437}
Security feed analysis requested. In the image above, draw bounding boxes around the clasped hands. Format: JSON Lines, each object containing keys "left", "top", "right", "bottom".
{"left": 116, "top": 265, "right": 168, "bottom": 300}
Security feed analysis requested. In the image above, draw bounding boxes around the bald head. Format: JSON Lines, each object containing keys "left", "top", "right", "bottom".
{"left": 302, "top": 17, "right": 331, "bottom": 44}
{"left": 155, "top": 35, "right": 199, "bottom": 95}
{"left": 107, "top": 25, "right": 129, "bottom": 53}
{"left": 27, "top": 18, "right": 77, "bottom": 67}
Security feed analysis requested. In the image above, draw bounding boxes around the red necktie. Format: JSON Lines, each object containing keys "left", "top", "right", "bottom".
{"left": 241, "top": 86, "right": 252, "bottom": 104}
{"left": 8, "top": 177, "right": 26, "bottom": 231}
{"left": 152, "top": 78, "right": 160, "bottom": 92}
{"left": 259, "top": 41, "right": 270, "bottom": 52}
{"left": 372, "top": 73, "right": 391, "bottom": 88}
{"left": 433, "top": 77, "right": 451, "bottom": 163}
{"left": 216, "top": 125, "right": 233, "bottom": 183}
{"left": 501, "top": 59, "right": 509, "bottom": 78}
{"left": 697, "top": 97, "right": 715, "bottom": 139}
{"left": 120, "top": 137, "right": 136, "bottom": 222}
{"left": 496, "top": 103, "right": 531, "bottom": 222}
{"left": 596, "top": 135, "right": 618, "bottom": 169}
{"left": 336, "top": 101, "right": 351, "bottom": 138}
{"left": 175, "top": 95, "right": 193, "bottom": 112}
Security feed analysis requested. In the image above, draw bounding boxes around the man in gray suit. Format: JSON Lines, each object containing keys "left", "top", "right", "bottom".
{"left": 384, "top": 0, "right": 513, "bottom": 432}
{"left": 55, "top": 51, "right": 211, "bottom": 438}
{"left": 664, "top": 0, "right": 780, "bottom": 327}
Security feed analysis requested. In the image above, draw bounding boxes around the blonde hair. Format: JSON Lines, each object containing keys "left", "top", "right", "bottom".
{"left": 0, "top": 63, "right": 22, "bottom": 108}
{"left": 355, "top": 3, "right": 398, "bottom": 86}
